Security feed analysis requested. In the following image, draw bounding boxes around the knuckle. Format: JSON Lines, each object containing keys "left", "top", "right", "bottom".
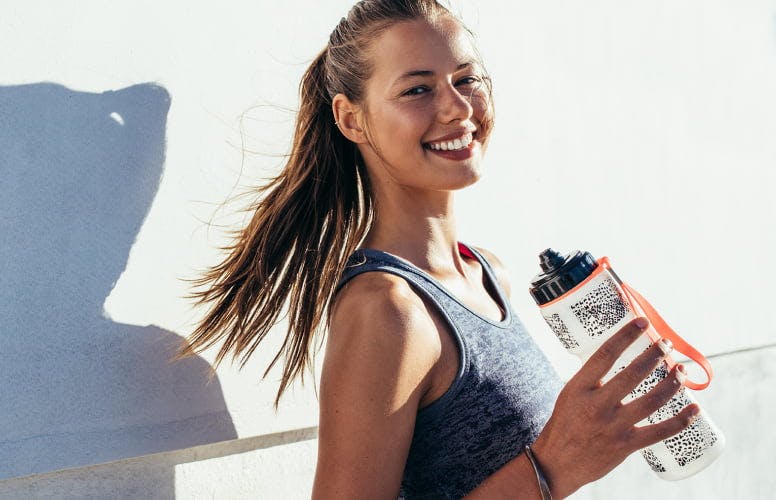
{"left": 644, "top": 388, "right": 671, "bottom": 413}
{"left": 649, "top": 369, "right": 684, "bottom": 402}
{"left": 643, "top": 425, "right": 673, "bottom": 446}
{"left": 620, "top": 367, "right": 646, "bottom": 388}
{"left": 648, "top": 342, "right": 668, "bottom": 360}
{"left": 655, "top": 338, "right": 674, "bottom": 356}
{"left": 634, "top": 346, "right": 665, "bottom": 372}
{"left": 623, "top": 424, "right": 639, "bottom": 442}
{"left": 670, "top": 417, "right": 691, "bottom": 437}
{"left": 594, "top": 343, "right": 616, "bottom": 363}
{"left": 656, "top": 374, "right": 681, "bottom": 396}
{"left": 667, "top": 413, "right": 692, "bottom": 435}
{"left": 616, "top": 425, "right": 639, "bottom": 449}
{"left": 631, "top": 350, "right": 663, "bottom": 378}
{"left": 633, "top": 375, "right": 680, "bottom": 418}
{"left": 667, "top": 377, "right": 685, "bottom": 397}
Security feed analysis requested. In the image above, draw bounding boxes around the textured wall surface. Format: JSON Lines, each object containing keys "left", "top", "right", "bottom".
{"left": 0, "top": 82, "right": 238, "bottom": 481}
{"left": 1, "top": 0, "right": 774, "bottom": 498}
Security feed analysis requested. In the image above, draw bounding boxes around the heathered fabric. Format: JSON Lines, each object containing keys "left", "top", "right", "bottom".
{"left": 336, "top": 243, "right": 563, "bottom": 499}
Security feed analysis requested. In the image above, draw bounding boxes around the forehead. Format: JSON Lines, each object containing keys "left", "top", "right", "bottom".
{"left": 367, "top": 18, "right": 477, "bottom": 86}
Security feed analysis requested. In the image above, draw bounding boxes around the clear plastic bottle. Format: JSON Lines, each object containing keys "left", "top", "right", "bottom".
{"left": 529, "top": 248, "right": 725, "bottom": 480}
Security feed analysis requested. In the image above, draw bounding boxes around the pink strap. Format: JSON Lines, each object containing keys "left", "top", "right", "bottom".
{"left": 458, "top": 242, "right": 476, "bottom": 259}
{"left": 600, "top": 257, "right": 713, "bottom": 390}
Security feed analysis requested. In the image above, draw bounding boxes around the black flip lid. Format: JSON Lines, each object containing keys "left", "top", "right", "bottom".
{"left": 529, "top": 248, "right": 598, "bottom": 305}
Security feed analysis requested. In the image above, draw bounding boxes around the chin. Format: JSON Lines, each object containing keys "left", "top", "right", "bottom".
{"left": 441, "top": 166, "right": 483, "bottom": 191}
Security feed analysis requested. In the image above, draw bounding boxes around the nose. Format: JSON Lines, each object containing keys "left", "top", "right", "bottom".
{"left": 436, "top": 82, "right": 474, "bottom": 123}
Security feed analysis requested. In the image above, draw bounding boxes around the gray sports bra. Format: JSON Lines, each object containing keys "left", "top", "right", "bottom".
{"left": 337, "top": 243, "right": 562, "bottom": 498}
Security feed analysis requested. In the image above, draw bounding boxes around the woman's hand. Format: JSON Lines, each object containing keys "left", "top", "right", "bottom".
{"left": 531, "top": 317, "right": 700, "bottom": 498}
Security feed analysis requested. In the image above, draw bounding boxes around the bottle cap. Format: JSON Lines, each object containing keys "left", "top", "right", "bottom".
{"left": 529, "top": 248, "right": 598, "bottom": 305}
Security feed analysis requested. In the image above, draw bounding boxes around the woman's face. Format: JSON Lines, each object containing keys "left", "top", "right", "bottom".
{"left": 357, "top": 17, "right": 492, "bottom": 193}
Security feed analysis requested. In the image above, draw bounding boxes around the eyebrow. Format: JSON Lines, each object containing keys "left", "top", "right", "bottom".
{"left": 391, "top": 62, "right": 474, "bottom": 87}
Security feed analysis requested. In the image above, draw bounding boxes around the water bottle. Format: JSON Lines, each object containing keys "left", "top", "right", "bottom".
{"left": 528, "top": 248, "right": 725, "bottom": 480}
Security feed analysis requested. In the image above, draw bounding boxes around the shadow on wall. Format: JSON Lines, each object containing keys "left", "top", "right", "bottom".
{"left": 0, "top": 83, "right": 237, "bottom": 483}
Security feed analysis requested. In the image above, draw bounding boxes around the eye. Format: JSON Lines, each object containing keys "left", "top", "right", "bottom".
{"left": 402, "top": 85, "right": 430, "bottom": 97}
{"left": 456, "top": 75, "right": 483, "bottom": 88}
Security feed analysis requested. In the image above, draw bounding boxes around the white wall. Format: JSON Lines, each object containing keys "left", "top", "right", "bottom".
{"left": 462, "top": 0, "right": 776, "bottom": 376}
{"left": 1, "top": 0, "right": 774, "bottom": 498}
{"left": 1, "top": 0, "right": 350, "bottom": 486}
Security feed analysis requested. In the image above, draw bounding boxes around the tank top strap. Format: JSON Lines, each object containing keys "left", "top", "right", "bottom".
{"left": 338, "top": 248, "right": 426, "bottom": 294}
{"left": 337, "top": 242, "right": 513, "bottom": 327}
{"left": 458, "top": 242, "right": 512, "bottom": 315}
{"left": 336, "top": 247, "right": 468, "bottom": 319}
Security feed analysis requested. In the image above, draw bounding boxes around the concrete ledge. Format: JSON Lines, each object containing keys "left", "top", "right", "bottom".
{"left": 3, "top": 345, "right": 772, "bottom": 498}
{"left": 0, "top": 427, "right": 318, "bottom": 499}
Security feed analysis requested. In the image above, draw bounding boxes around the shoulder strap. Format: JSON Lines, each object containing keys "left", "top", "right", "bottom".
{"left": 459, "top": 243, "right": 511, "bottom": 313}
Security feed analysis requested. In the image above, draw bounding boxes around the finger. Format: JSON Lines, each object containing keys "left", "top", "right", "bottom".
{"left": 630, "top": 403, "right": 701, "bottom": 450}
{"left": 577, "top": 317, "right": 650, "bottom": 388}
{"left": 604, "top": 338, "right": 674, "bottom": 401}
{"left": 621, "top": 364, "right": 686, "bottom": 424}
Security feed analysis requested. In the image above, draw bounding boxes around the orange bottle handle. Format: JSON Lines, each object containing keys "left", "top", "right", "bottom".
{"left": 600, "top": 257, "right": 713, "bottom": 391}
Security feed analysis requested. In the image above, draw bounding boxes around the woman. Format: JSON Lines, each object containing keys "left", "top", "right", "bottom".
{"left": 177, "top": 1, "right": 699, "bottom": 498}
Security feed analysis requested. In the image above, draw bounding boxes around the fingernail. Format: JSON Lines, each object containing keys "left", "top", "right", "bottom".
{"left": 678, "top": 364, "right": 687, "bottom": 374}
{"left": 634, "top": 317, "right": 649, "bottom": 329}
{"left": 657, "top": 338, "right": 674, "bottom": 355}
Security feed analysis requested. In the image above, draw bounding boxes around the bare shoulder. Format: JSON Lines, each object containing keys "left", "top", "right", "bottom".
{"left": 330, "top": 271, "right": 438, "bottom": 342}
{"left": 471, "top": 246, "right": 512, "bottom": 299}
{"left": 326, "top": 271, "right": 440, "bottom": 402}
{"left": 314, "top": 272, "right": 441, "bottom": 496}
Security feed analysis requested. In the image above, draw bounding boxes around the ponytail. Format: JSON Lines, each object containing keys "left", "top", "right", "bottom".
{"left": 176, "top": 48, "right": 372, "bottom": 407}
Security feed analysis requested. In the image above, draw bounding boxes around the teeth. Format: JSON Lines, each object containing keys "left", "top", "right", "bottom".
{"left": 428, "top": 132, "right": 474, "bottom": 151}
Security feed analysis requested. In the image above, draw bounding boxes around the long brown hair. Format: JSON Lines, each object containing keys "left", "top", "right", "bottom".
{"left": 175, "top": 0, "right": 493, "bottom": 406}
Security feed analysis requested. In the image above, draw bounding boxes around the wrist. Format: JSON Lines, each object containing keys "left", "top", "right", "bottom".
{"left": 462, "top": 446, "right": 561, "bottom": 499}
{"left": 524, "top": 445, "right": 552, "bottom": 500}
{"left": 530, "top": 435, "right": 575, "bottom": 499}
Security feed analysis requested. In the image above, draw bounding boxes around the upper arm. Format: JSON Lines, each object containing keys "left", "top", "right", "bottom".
{"left": 312, "top": 273, "right": 440, "bottom": 499}
{"left": 473, "top": 246, "right": 512, "bottom": 299}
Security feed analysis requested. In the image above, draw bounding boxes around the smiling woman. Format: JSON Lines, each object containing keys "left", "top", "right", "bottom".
{"left": 174, "top": 1, "right": 700, "bottom": 498}
{"left": 332, "top": 15, "right": 491, "bottom": 197}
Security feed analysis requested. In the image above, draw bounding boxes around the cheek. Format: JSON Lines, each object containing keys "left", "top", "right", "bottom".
{"left": 468, "top": 87, "right": 490, "bottom": 116}
{"left": 373, "top": 107, "right": 430, "bottom": 147}
{"left": 472, "top": 93, "right": 494, "bottom": 141}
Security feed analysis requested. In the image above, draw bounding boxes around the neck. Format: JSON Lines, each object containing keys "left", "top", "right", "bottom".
{"left": 361, "top": 188, "right": 468, "bottom": 278}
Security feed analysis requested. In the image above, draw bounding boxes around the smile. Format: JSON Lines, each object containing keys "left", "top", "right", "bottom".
{"left": 424, "top": 132, "right": 474, "bottom": 151}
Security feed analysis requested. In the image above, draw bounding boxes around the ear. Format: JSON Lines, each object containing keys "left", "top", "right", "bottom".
{"left": 332, "top": 93, "right": 367, "bottom": 144}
